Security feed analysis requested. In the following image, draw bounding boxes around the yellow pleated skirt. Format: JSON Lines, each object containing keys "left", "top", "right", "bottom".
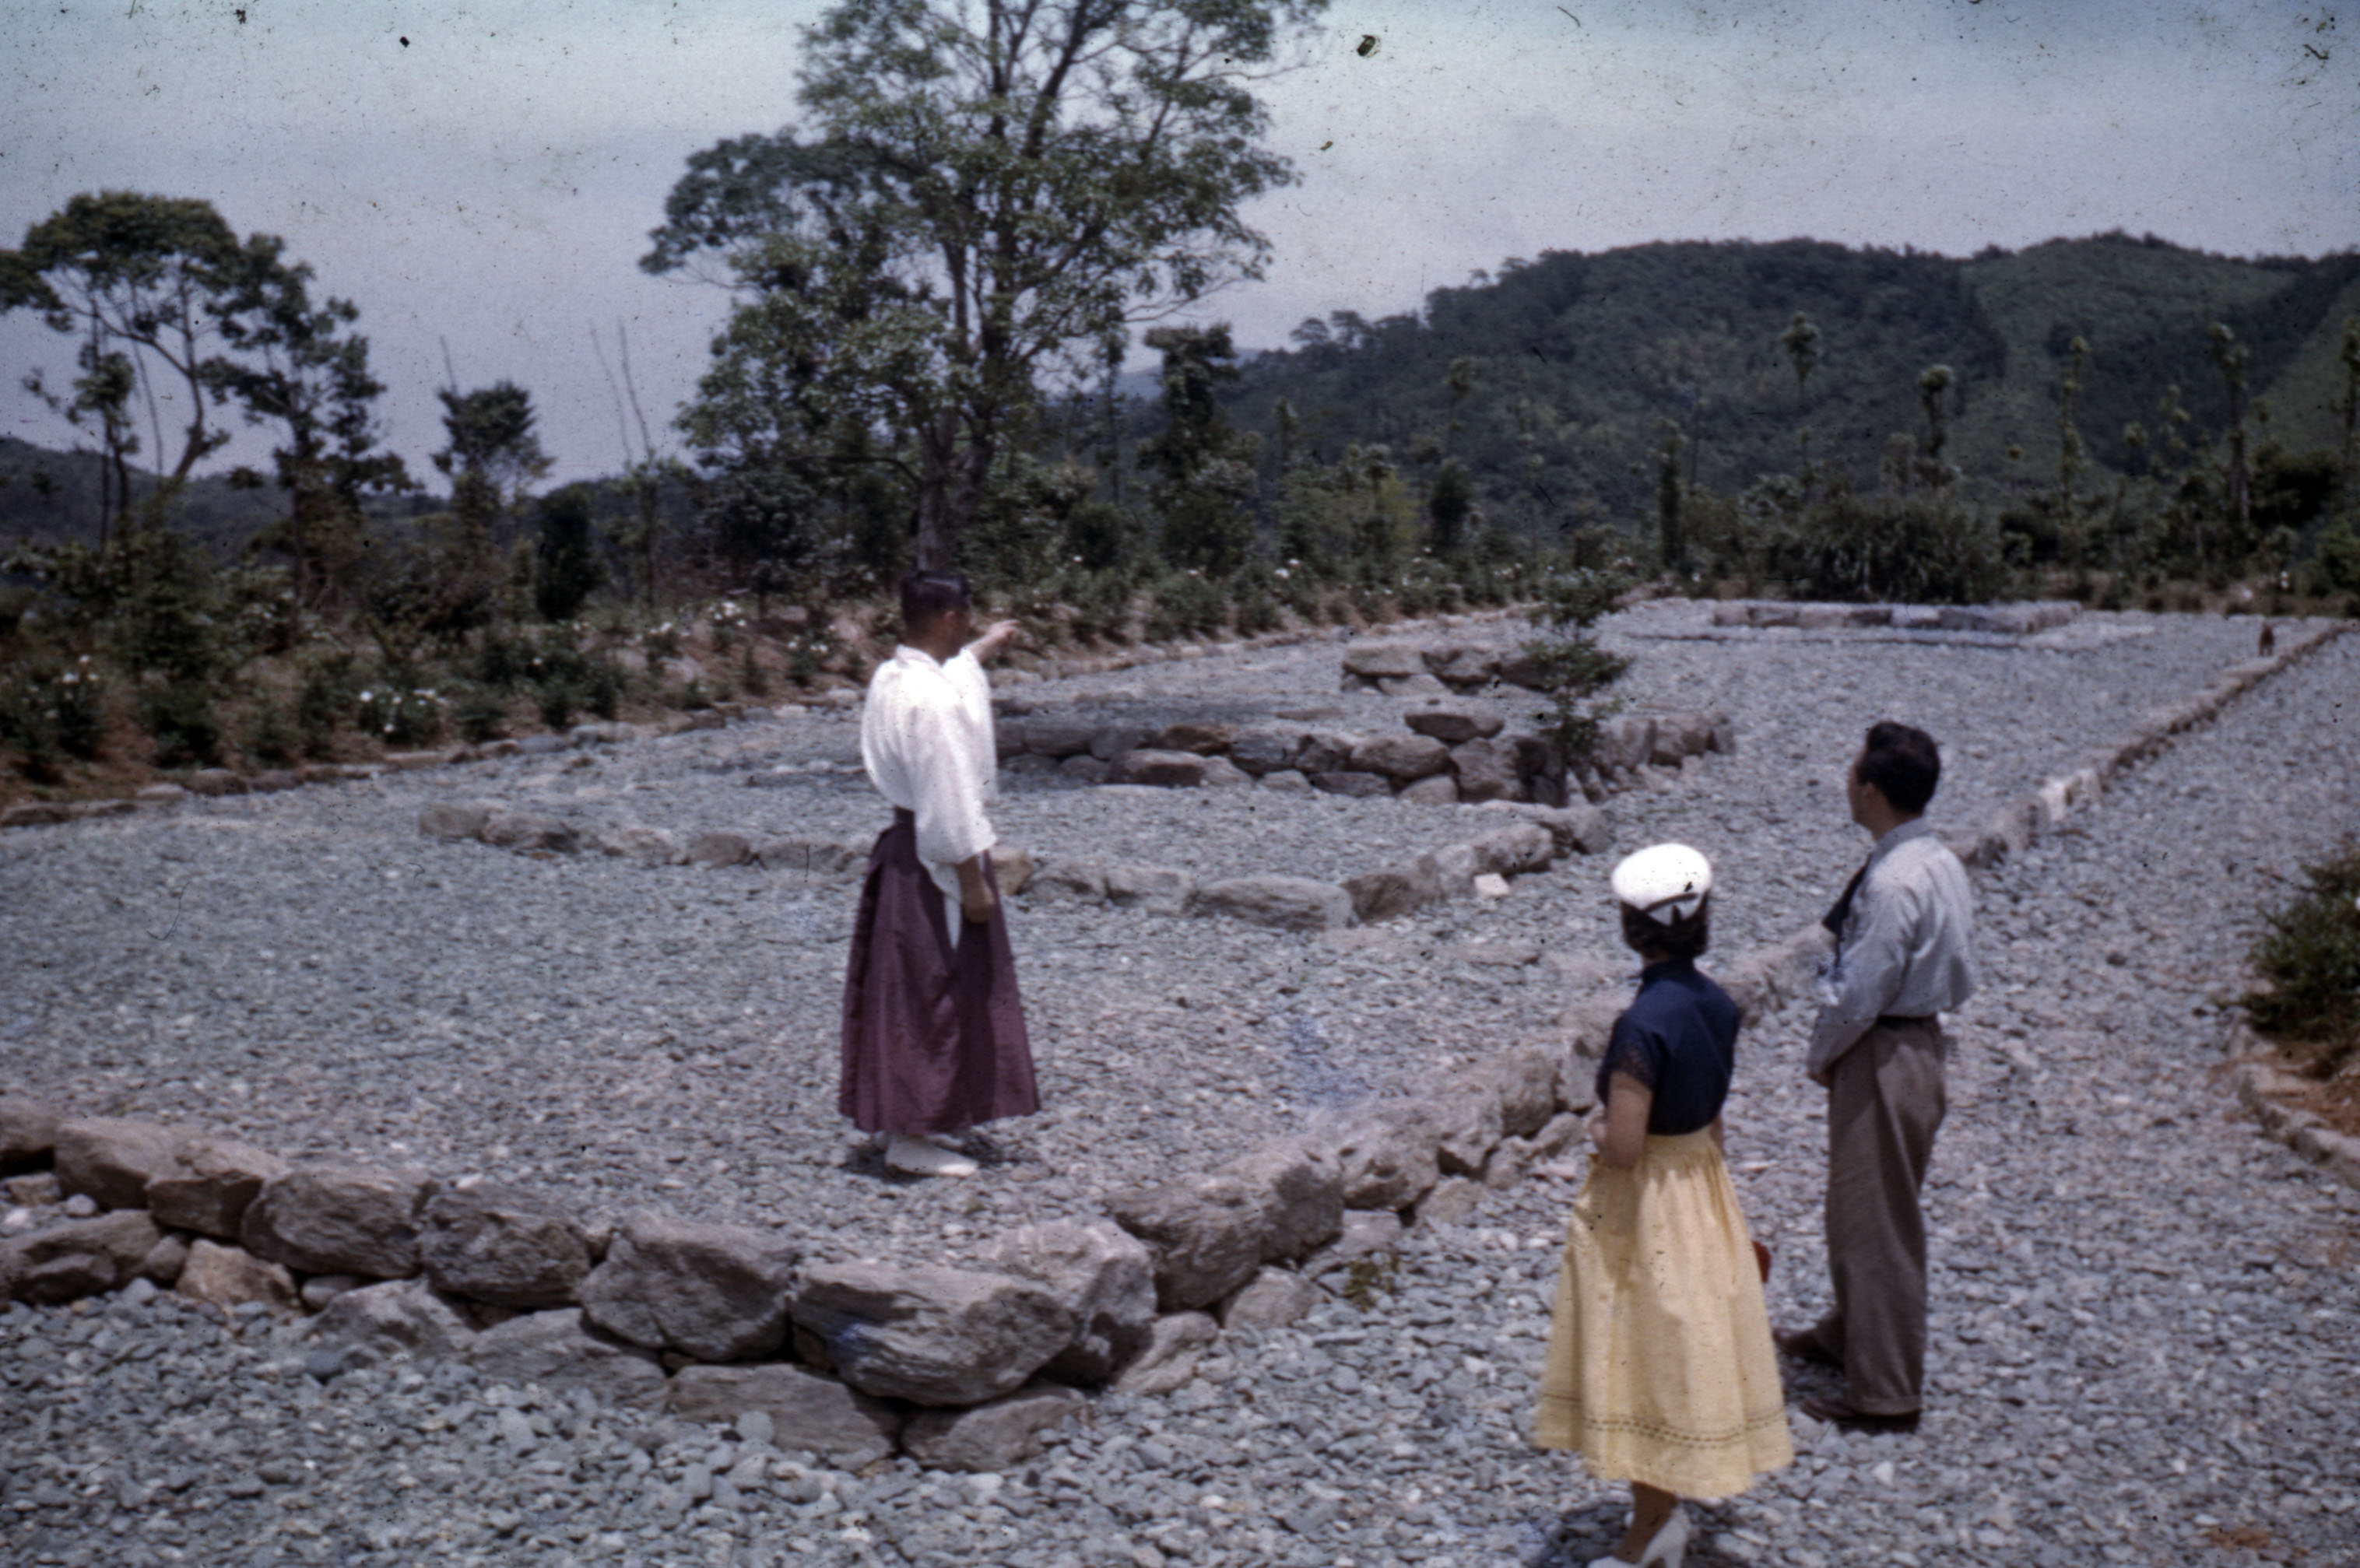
{"left": 1533, "top": 1131, "right": 1795, "bottom": 1499}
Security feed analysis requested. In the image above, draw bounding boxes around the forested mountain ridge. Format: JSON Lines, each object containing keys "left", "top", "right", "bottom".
{"left": 1210, "top": 234, "right": 2360, "bottom": 524}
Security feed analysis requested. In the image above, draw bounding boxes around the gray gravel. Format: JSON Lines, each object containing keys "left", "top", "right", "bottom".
{"left": 3, "top": 607, "right": 2356, "bottom": 1566}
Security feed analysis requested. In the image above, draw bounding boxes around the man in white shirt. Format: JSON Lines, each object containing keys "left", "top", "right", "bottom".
{"left": 1777, "top": 721, "right": 1976, "bottom": 1433}
{"left": 839, "top": 570, "right": 1037, "bottom": 1177}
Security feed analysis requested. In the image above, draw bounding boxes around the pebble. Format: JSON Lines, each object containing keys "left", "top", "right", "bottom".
{"left": 1, "top": 608, "right": 2355, "bottom": 1566}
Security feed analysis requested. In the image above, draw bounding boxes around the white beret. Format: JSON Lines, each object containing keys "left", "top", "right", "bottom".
{"left": 1610, "top": 843, "right": 1713, "bottom": 925}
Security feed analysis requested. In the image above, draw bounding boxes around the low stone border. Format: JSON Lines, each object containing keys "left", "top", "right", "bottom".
{"left": 996, "top": 700, "right": 1733, "bottom": 809}
{"left": 417, "top": 794, "right": 1614, "bottom": 931}
{"left": 1947, "top": 618, "right": 2350, "bottom": 870}
{"left": 2225, "top": 1026, "right": 2360, "bottom": 1191}
{"left": 1709, "top": 598, "right": 2082, "bottom": 634}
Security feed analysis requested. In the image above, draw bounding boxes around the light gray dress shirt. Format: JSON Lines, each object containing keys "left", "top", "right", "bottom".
{"left": 1807, "top": 819, "right": 1977, "bottom": 1079}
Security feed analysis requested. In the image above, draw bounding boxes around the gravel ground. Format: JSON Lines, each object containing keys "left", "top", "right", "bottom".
{"left": 3, "top": 609, "right": 2355, "bottom": 1566}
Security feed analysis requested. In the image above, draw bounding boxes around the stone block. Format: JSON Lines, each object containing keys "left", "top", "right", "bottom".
{"left": 481, "top": 812, "right": 580, "bottom": 853}
{"left": 1198, "top": 754, "right": 1253, "bottom": 788}
{"left": 421, "top": 1184, "right": 594, "bottom": 1308}
{"left": 1477, "top": 1047, "right": 1562, "bottom": 1139}
{"left": 789, "top": 1261, "right": 1076, "bottom": 1407}
{"left": 1218, "top": 1268, "right": 1323, "bottom": 1332}
{"left": 1111, "top": 1311, "right": 1219, "bottom": 1396}
{"left": 1104, "top": 861, "right": 1197, "bottom": 916}
{"left": 1104, "top": 1175, "right": 1271, "bottom": 1312}
{"left": 1105, "top": 749, "right": 1209, "bottom": 788}
{"left": 242, "top": 1165, "right": 438, "bottom": 1279}
{"left": 146, "top": 1135, "right": 290, "bottom": 1240}
{"left": 1293, "top": 730, "right": 1357, "bottom": 776}
{"left": 1320, "top": 1102, "right": 1441, "bottom": 1211}
{"left": 1214, "top": 1140, "right": 1344, "bottom": 1262}
{"left": 1378, "top": 673, "right": 1449, "bottom": 696}
{"left": 307, "top": 1278, "right": 479, "bottom": 1360}
{"left": 1343, "top": 868, "right": 1425, "bottom": 924}
{"left": 981, "top": 1222, "right": 1157, "bottom": 1386}
{"left": 0, "top": 1212, "right": 165, "bottom": 1305}
{"left": 419, "top": 801, "right": 497, "bottom": 841}
{"left": 1195, "top": 875, "right": 1352, "bottom": 931}
{"left": 1088, "top": 724, "right": 1155, "bottom": 761}
{"left": 1152, "top": 721, "right": 1236, "bottom": 755}
{"left": 1448, "top": 736, "right": 1519, "bottom": 802}
{"left": 1349, "top": 733, "right": 1450, "bottom": 782}
{"left": 689, "top": 830, "right": 754, "bottom": 868}
{"left": 1026, "top": 858, "right": 1108, "bottom": 903}
{"left": 1312, "top": 770, "right": 1392, "bottom": 798}
{"left": 578, "top": 1211, "right": 800, "bottom": 1363}
{"left": 467, "top": 1307, "right": 668, "bottom": 1411}
{"left": 991, "top": 847, "right": 1038, "bottom": 897}
{"left": 596, "top": 824, "right": 690, "bottom": 866}
{"left": 1399, "top": 775, "right": 1459, "bottom": 805}
{"left": 752, "top": 837, "right": 866, "bottom": 877}
{"left": 1020, "top": 715, "right": 1099, "bottom": 758}
{"left": 187, "top": 769, "right": 249, "bottom": 797}
{"left": 1406, "top": 704, "right": 1507, "bottom": 745}
{"left": 1340, "top": 642, "right": 1424, "bottom": 680}
{"left": 54, "top": 1118, "right": 193, "bottom": 1211}
{"left": 903, "top": 1382, "right": 1088, "bottom": 1473}
{"left": 174, "top": 1239, "right": 298, "bottom": 1312}
{"left": 0, "top": 1096, "right": 61, "bottom": 1171}
{"left": 1470, "top": 821, "right": 1554, "bottom": 876}
{"left": 669, "top": 1363, "right": 903, "bottom": 1468}
{"left": 1415, "top": 1176, "right": 1485, "bottom": 1228}
{"left": 1257, "top": 768, "right": 1312, "bottom": 793}
{"left": 1227, "top": 726, "right": 1305, "bottom": 775}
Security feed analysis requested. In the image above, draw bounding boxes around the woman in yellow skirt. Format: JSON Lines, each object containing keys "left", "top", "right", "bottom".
{"left": 1535, "top": 844, "right": 1793, "bottom": 1567}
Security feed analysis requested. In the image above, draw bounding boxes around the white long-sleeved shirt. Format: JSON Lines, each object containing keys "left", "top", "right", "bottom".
{"left": 861, "top": 644, "right": 996, "bottom": 897}
{"left": 1807, "top": 818, "right": 1977, "bottom": 1079}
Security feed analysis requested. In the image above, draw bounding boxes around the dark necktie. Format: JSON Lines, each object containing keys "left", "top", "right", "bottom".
{"left": 1822, "top": 858, "right": 1869, "bottom": 939}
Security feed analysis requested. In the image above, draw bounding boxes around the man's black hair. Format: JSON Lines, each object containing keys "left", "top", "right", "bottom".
{"left": 1858, "top": 721, "right": 1940, "bottom": 814}
{"left": 1619, "top": 896, "right": 1711, "bottom": 963}
{"left": 900, "top": 569, "right": 973, "bottom": 633}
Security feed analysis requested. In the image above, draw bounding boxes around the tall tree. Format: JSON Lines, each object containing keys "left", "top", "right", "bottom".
{"left": 212, "top": 235, "right": 412, "bottom": 609}
{"left": 0, "top": 193, "right": 246, "bottom": 542}
{"left": 1140, "top": 322, "right": 1259, "bottom": 576}
{"left": 1779, "top": 311, "right": 1821, "bottom": 414}
{"left": 2207, "top": 322, "right": 2251, "bottom": 559}
{"left": 645, "top": 0, "right": 1328, "bottom": 570}
{"left": 434, "top": 381, "right": 552, "bottom": 545}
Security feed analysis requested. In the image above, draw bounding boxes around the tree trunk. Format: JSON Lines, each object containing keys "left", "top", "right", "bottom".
{"left": 912, "top": 414, "right": 992, "bottom": 572}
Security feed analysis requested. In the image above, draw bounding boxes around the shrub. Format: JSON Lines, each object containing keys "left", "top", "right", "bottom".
{"left": 2246, "top": 838, "right": 2360, "bottom": 1079}
{"left": 448, "top": 682, "right": 510, "bottom": 743}
{"left": 1772, "top": 493, "right": 2007, "bottom": 605}
{"left": 355, "top": 682, "right": 447, "bottom": 748}
{"left": 534, "top": 678, "right": 581, "bottom": 731}
{"left": 1522, "top": 563, "right": 1636, "bottom": 771}
{"left": 243, "top": 693, "right": 300, "bottom": 766}
{"left": 139, "top": 681, "right": 225, "bottom": 768}
{"left": 294, "top": 651, "right": 359, "bottom": 756}
{"left": 1143, "top": 572, "right": 1225, "bottom": 642}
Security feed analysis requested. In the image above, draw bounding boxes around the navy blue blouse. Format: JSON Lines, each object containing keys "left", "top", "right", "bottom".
{"left": 1593, "top": 959, "right": 1739, "bottom": 1136}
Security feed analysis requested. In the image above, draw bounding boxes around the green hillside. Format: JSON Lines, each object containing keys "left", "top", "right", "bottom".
{"left": 1211, "top": 234, "right": 2360, "bottom": 526}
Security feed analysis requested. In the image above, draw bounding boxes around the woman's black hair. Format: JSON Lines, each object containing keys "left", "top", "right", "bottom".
{"left": 1619, "top": 895, "right": 1711, "bottom": 963}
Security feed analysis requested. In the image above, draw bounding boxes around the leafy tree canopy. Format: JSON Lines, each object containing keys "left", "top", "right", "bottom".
{"left": 645, "top": 0, "right": 1329, "bottom": 570}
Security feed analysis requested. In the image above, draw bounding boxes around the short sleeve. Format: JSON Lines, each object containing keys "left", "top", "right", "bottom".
{"left": 1600, "top": 1014, "right": 1663, "bottom": 1096}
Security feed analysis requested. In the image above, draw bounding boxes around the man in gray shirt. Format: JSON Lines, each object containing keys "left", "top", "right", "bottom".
{"left": 1778, "top": 721, "right": 1976, "bottom": 1433}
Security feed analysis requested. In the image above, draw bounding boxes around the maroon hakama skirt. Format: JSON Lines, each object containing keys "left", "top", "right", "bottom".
{"left": 838, "top": 810, "right": 1038, "bottom": 1135}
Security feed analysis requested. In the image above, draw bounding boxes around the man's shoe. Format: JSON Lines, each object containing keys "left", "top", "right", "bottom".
{"left": 1800, "top": 1394, "right": 1919, "bottom": 1434}
{"left": 1772, "top": 1327, "right": 1840, "bottom": 1367}
{"left": 884, "top": 1135, "right": 978, "bottom": 1177}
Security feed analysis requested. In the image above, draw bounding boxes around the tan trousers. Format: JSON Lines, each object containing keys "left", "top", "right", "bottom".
{"left": 1806, "top": 1018, "right": 1946, "bottom": 1415}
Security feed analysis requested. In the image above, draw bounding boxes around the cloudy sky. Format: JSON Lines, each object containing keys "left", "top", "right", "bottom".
{"left": 4, "top": 0, "right": 2354, "bottom": 486}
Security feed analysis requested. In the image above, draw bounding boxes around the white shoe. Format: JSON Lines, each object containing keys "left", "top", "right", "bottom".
{"left": 884, "top": 1135, "right": 978, "bottom": 1177}
{"left": 1586, "top": 1503, "right": 1689, "bottom": 1568}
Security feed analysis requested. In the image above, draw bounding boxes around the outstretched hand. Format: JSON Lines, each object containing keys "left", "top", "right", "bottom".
{"left": 968, "top": 619, "right": 1024, "bottom": 663}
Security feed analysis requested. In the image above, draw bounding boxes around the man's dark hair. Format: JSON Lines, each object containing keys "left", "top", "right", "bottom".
{"left": 1619, "top": 896, "right": 1711, "bottom": 963}
{"left": 899, "top": 569, "right": 973, "bottom": 633}
{"left": 1858, "top": 721, "right": 1940, "bottom": 814}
